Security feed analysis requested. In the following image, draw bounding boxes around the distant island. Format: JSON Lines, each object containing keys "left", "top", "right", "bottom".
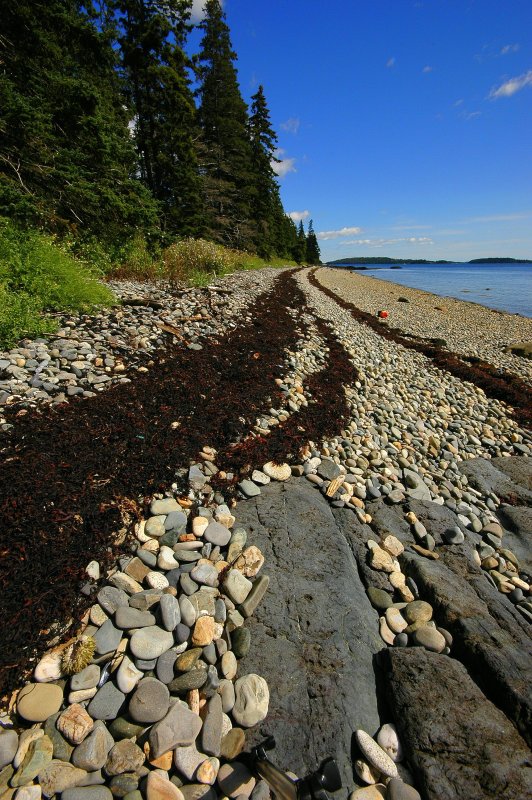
{"left": 327, "top": 256, "right": 532, "bottom": 265}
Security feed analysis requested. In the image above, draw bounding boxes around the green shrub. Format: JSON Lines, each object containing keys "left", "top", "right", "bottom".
{"left": 0, "top": 219, "right": 114, "bottom": 349}
{"left": 162, "top": 238, "right": 242, "bottom": 284}
{"left": 110, "top": 232, "right": 162, "bottom": 280}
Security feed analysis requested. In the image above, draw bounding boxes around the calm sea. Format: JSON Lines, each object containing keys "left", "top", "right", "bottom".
{"left": 331, "top": 263, "right": 532, "bottom": 318}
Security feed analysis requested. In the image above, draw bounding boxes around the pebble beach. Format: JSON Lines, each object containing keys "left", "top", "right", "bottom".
{"left": 0, "top": 266, "right": 531, "bottom": 800}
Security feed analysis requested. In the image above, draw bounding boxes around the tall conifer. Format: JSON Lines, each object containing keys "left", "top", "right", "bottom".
{"left": 306, "top": 219, "right": 321, "bottom": 265}
{"left": 114, "top": 0, "right": 202, "bottom": 238}
{"left": 195, "top": 0, "right": 254, "bottom": 249}
{"left": 0, "top": 0, "right": 156, "bottom": 240}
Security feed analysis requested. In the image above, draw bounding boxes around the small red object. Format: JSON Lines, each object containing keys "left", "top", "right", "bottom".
{"left": 378, "top": 310, "right": 389, "bottom": 319}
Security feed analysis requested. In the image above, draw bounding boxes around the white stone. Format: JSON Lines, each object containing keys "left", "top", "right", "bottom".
{"left": 355, "top": 730, "right": 398, "bottom": 779}
{"left": 146, "top": 572, "right": 170, "bottom": 590}
{"left": 377, "top": 723, "right": 403, "bottom": 763}
{"left": 354, "top": 759, "right": 381, "bottom": 785}
{"left": 116, "top": 656, "right": 144, "bottom": 694}
{"left": 262, "top": 462, "right": 291, "bottom": 481}
{"left": 86, "top": 561, "right": 100, "bottom": 580}
{"left": 157, "top": 546, "right": 180, "bottom": 571}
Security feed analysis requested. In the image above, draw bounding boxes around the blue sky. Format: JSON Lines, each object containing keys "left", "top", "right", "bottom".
{"left": 191, "top": 1, "right": 531, "bottom": 262}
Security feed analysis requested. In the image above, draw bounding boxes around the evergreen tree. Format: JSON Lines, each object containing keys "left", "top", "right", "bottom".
{"left": 114, "top": 0, "right": 203, "bottom": 238}
{"left": 0, "top": 0, "right": 156, "bottom": 240}
{"left": 248, "top": 84, "right": 283, "bottom": 258}
{"left": 296, "top": 219, "right": 307, "bottom": 263}
{"left": 195, "top": 0, "right": 254, "bottom": 250}
{"left": 306, "top": 218, "right": 321, "bottom": 265}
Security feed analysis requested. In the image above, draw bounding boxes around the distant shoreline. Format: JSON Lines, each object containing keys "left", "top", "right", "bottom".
{"left": 327, "top": 258, "right": 532, "bottom": 266}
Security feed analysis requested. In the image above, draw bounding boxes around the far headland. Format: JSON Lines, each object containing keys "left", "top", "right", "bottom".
{"left": 327, "top": 256, "right": 532, "bottom": 266}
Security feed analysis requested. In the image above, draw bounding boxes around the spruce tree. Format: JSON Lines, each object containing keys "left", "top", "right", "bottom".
{"left": 195, "top": 0, "right": 254, "bottom": 250}
{"left": 248, "top": 84, "right": 283, "bottom": 258}
{"left": 306, "top": 219, "right": 321, "bottom": 265}
{"left": 0, "top": 0, "right": 156, "bottom": 241}
{"left": 114, "top": 0, "right": 203, "bottom": 238}
{"left": 296, "top": 219, "right": 307, "bottom": 263}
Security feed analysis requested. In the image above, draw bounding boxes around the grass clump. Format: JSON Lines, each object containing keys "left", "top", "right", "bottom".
{"left": 162, "top": 238, "right": 294, "bottom": 286}
{"left": 0, "top": 220, "right": 114, "bottom": 349}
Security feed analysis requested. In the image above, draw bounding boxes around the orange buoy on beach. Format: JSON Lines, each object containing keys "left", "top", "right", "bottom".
{"left": 378, "top": 310, "right": 389, "bottom": 319}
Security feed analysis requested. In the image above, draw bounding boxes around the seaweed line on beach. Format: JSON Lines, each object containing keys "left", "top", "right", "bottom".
{"left": 308, "top": 268, "right": 532, "bottom": 430}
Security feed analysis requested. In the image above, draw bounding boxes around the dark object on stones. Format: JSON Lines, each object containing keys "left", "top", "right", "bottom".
{"left": 234, "top": 478, "right": 383, "bottom": 791}
{"left": 397, "top": 297, "right": 409, "bottom": 303}
{"left": 383, "top": 647, "right": 532, "bottom": 800}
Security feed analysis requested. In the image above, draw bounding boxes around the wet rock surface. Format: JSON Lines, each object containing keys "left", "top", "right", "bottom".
{"left": 234, "top": 478, "right": 383, "bottom": 788}
{"left": 383, "top": 647, "right": 532, "bottom": 800}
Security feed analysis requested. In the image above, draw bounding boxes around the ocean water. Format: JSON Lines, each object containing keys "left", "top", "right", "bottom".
{"left": 332, "top": 263, "right": 532, "bottom": 318}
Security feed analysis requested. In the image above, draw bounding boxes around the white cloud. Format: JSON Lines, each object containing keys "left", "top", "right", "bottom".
{"left": 501, "top": 43, "right": 520, "bottom": 55}
{"left": 317, "top": 226, "right": 363, "bottom": 240}
{"left": 489, "top": 70, "right": 532, "bottom": 99}
{"left": 342, "top": 237, "right": 433, "bottom": 247}
{"left": 462, "top": 111, "right": 482, "bottom": 120}
{"left": 271, "top": 149, "right": 296, "bottom": 178}
{"left": 191, "top": 0, "right": 224, "bottom": 22}
{"left": 288, "top": 210, "right": 310, "bottom": 223}
{"left": 422, "top": 65, "right": 433, "bottom": 73}
{"left": 386, "top": 57, "right": 396, "bottom": 68}
{"left": 454, "top": 98, "right": 464, "bottom": 107}
{"left": 280, "top": 117, "right": 300, "bottom": 134}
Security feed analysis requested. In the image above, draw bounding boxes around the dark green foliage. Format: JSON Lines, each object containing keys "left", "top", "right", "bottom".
{"left": 115, "top": 0, "right": 203, "bottom": 238}
{"left": 195, "top": 0, "right": 256, "bottom": 250}
{"left": 0, "top": 0, "right": 157, "bottom": 242}
{"left": 306, "top": 219, "right": 321, "bottom": 265}
{"left": 0, "top": 219, "right": 114, "bottom": 347}
{"left": 295, "top": 219, "right": 307, "bottom": 263}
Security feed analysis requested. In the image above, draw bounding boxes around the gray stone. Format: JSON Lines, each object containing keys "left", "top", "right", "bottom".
{"left": 97, "top": 587, "right": 129, "bottom": 615}
{"left": 316, "top": 459, "right": 343, "bottom": 480}
{"left": 72, "top": 723, "right": 114, "bottom": 771}
{"left": 149, "top": 702, "right": 203, "bottom": 758}
{"left": 203, "top": 521, "right": 231, "bottom": 547}
{"left": 156, "top": 650, "right": 177, "bottom": 684}
{"left": 190, "top": 564, "right": 218, "bottom": 588}
{"left": 189, "top": 590, "right": 216, "bottom": 619}
{"left": 164, "top": 510, "right": 188, "bottom": 533}
{"left": 367, "top": 587, "right": 393, "bottom": 610}
{"left": 231, "top": 627, "right": 251, "bottom": 659}
{"left": 223, "top": 570, "right": 252, "bottom": 604}
{"left": 0, "top": 729, "right": 18, "bottom": 769}
{"left": 150, "top": 498, "right": 179, "bottom": 516}
{"left": 442, "top": 526, "right": 465, "bottom": 545}
{"left": 232, "top": 675, "right": 269, "bottom": 728}
{"left": 173, "top": 743, "right": 207, "bottom": 781}
{"left": 87, "top": 683, "right": 126, "bottom": 721}
{"left": 128, "top": 677, "right": 170, "bottom": 724}
{"left": 114, "top": 607, "right": 156, "bottom": 630}
{"left": 71, "top": 664, "right": 101, "bottom": 692}
{"left": 38, "top": 760, "right": 88, "bottom": 797}
{"left": 169, "top": 669, "right": 208, "bottom": 695}
{"left": 159, "top": 594, "right": 180, "bottom": 631}
{"left": 62, "top": 789, "right": 113, "bottom": 800}
{"left": 239, "top": 575, "right": 269, "bottom": 618}
{"left": 383, "top": 647, "right": 532, "bottom": 800}
{"left": 44, "top": 712, "right": 74, "bottom": 762}
{"left": 238, "top": 481, "right": 261, "bottom": 498}
{"left": 129, "top": 627, "right": 174, "bottom": 660}
{"left": 105, "top": 740, "right": 145, "bottom": 776}
{"left": 201, "top": 694, "right": 223, "bottom": 757}
{"left": 179, "top": 595, "right": 197, "bottom": 627}
{"left": 93, "top": 620, "right": 122, "bottom": 654}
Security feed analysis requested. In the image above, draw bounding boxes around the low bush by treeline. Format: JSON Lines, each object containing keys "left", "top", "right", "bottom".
{"left": 0, "top": 220, "right": 298, "bottom": 348}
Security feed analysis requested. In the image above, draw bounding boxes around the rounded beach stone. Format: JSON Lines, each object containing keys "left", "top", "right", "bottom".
{"left": 196, "top": 757, "right": 219, "bottom": 786}
{"left": 71, "top": 664, "right": 101, "bottom": 692}
{"left": 71, "top": 723, "right": 114, "bottom": 771}
{"left": 0, "top": 729, "right": 18, "bottom": 769}
{"left": 349, "top": 787, "right": 386, "bottom": 799}
{"left": 376, "top": 723, "right": 403, "bottom": 763}
{"left": 87, "top": 683, "right": 126, "bottom": 721}
{"left": 262, "top": 462, "right": 291, "bottom": 482}
{"left": 203, "top": 522, "right": 231, "bottom": 547}
{"left": 220, "top": 728, "right": 245, "bottom": 760}
{"left": 105, "top": 740, "right": 145, "bottom": 776}
{"left": 38, "top": 761, "right": 89, "bottom": 797}
{"left": 354, "top": 759, "right": 381, "bottom": 785}
{"left": 129, "top": 677, "right": 170, "bottom": 723}
{"left": 367, "top": 588, "right": 393, "bottom": 610}
{"left": 17, "top": 683, "right": 63, "bottom": 722}
{"left": 116, "top": 656, "right": 144, "bottom": 694}
{"left": 217, "top": 762, "right": 256, "bottom": 798}
{"left": 146, "top": 771, "right": 185, "bottom": 800}
{"left": 221, "top": 652, "right": 237, "bottom": 681}
{"left": 355, "top": 730, "right": 398, "bottom": 779}
{"left": 231, "top": 628, "right": 251, "bottom": 659}
{"left": 223, "top": 570, "right": 252, "bottom": 605}
{"left": 129, "top": 627, "right": 174, "bottom": 660}
{"left": 232, "top": 675, "right": 269, "bottom": 728}
{"left": 386, "top": 779, "right": 421, "bottom": 800}
{"left": 62, "top": 790, "right": 113, "bottom": 800}
{"left": 192, "top": 617, "right": 215, "bottom": 647}
{"left": 56, "top": 704, "right": 94, "bottom": 744}
{"left": 403, "top": 601, "right": 432, "bottom": 625}
{"left": 412, "top": 626, "right": 446, "bottom": 653}
{"left": 385, "top": 608, "right": 407, "bottom": 634}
